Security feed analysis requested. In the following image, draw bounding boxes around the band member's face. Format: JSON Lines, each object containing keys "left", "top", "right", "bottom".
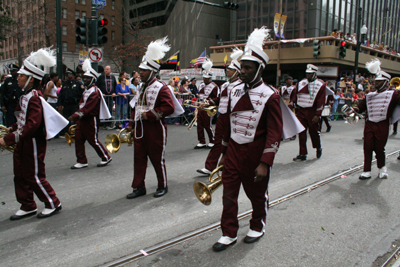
{"left": 139, "top": 68, "right": 152, "bottom": 82}
{"left": 240, "top": 60, "right": 259, "bottom": 84}
{"left": 226, "top": 68, "right": 236, "bottom": 79}
{"left": 17, "top": 74, "right": 29, "bottom": 88}
{"left": 374, "top": 80, "right": 385, "bottom": 90}
{"left": 306, "top": 73, "right": 315, "bottom": 82}
{"left": 83, "top": 76, "right": 92, "bottom": 87}
{"left": 286, "top": 79, "right": 292, "bottom": 86}
{"left": 203, "top": 77, "right": 211, "bottom": 85}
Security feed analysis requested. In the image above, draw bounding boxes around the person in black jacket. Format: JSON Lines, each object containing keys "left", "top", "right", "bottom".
{"left": 188, "top": 77, "right": 198, "bottom": 97}
{"left": 96, "top": 65, "right": 117, "bottom": 129}
{"left": 0, "top": 65, "right": 23, "bottom": 127}
{"left": 57, "top": 68, "right": 84, "bottom": 137}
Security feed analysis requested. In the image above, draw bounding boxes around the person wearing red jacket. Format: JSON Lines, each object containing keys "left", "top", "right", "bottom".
{"left": 68, "top": 59, "right": 112, "bottom": 169}
{"left": 289, "top": 64, "right": 326, "bottom": 161}
{"left": 194, "top": 59, "right": 219, "bottom": 149}
{"left": 125, "top": 37, "right": 182, "bottom": 199}
{"left": 0, "top": 48, "right": 65, "bottom": 220}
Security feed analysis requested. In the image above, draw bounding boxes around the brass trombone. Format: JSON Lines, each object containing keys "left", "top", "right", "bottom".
{"left": 0, "top": 125, "right": 16, "bottom": 153}
{"left": 193, "top": 165, "right": 223, "bottom": 205}
{"left": 183, "top": 99, "right": 217, "bottom": 117}
{"left": 65, "top": 124, "right": 76, "bottom": 146}
{"left": 104, "top": 128, "right": 134, "bottom": 153}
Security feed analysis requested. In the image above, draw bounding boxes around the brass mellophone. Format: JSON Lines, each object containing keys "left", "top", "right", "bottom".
{"left": 341, "top": 104, "right": 364, "bottom": 124}
{"left": 193, "top": 165, "right": 223, "bottom": 205}
{"left": 65, "top": 124, "right": 76, "bottom": 146}
{"left": 104, "top": 128, "right": 134, "bottom": 153}
{"left": 0, "top": 125, "right": 16, "bottom": 153}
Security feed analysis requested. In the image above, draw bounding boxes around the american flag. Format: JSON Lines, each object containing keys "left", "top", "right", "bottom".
{"left": 194, "top": 49, "right": 207, "bottom": 66}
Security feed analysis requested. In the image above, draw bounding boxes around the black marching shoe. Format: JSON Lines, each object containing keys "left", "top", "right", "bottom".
{"left": 10, "top": 209, "right": 38, "bottom": 220}
{"left": 316, "top": 148, "right": 323, "bottom": 159}
{"left": 154, "top": 187, "right": 168, "bottom": 198}
{"left": 37, "top": 204, "right": 62, "bottom": 219}
{"left": 393, "top": 131, "right": 397, "bottom": 135}
{"left": 126, "top": 188, "right": 147, "bottom": 199}
{"left": 244, "top": 233, "right": 264, "bottom": 244}
{"left": 293, "top": 155, "right": 307, "bottom": 161}
{"left": 212, "top": 240, "right": 237, "bottom": 252}
{"left": 397, "top": 154, "right": 400, "bottom": 160}
{"left": 326, "top": 125, "right": 332, "bottom": 132}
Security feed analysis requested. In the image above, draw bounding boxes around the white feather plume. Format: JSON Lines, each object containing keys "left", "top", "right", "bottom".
{"left": 202, "top": 58, "right": 213, "bottom": 73}
{"left": 246, "top": 27, "right": 270, "bottom": 48}
{"left": 26, "top": 47, "right": 56, "bottom": 68}
{"left": 145, "top": 36, "right": 171, "bottom": 61}
{"left": 82, "top": 59, "right": 92, "bottom": 73}
{"left": 366, "top": 58, "right": 381, "bottom": 75}
{"left": 230, "top": 47, "right": 243, "bottom": 61}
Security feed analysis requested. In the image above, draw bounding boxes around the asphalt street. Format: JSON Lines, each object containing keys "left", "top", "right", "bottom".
{"left": 0, "top": 119, "right": 399, "bottom": 267}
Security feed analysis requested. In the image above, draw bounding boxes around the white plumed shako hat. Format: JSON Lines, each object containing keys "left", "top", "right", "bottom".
{"left": 18, "top": 47, "right": 56, "bottom": 80}
{"left": 139, "top": 36, "right": 171, "bottom": 71}
{"left": 305, "top": 64, "right": 318, "bottom": 73}
{"left": 241, "top": 27, "right": 270, "bottom": 68}
{"left": 82, "top": 59, "right": 100, "bottom": 79}
{"left": 227, "top": 47, "right": 243, "bottom": 72}
{"left": 202, "top": 59, "right": 213, "bottom": 78}
{"left": 366, "top": 58, "right": 391, "bottom": 81}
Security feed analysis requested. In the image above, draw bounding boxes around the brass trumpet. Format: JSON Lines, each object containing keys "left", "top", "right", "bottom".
{"left": 65, "top": 124, "right": 76, "bottom": 146}
{"left": 193, "top": 165, "right": 223, "bottom": 205}
{"left": 390, "top": 77, "right": 400, "bottom": 89}
{"left": 105, "top": 128, "right": 134, "bottom": 153}
{"left": 183, "top": 99, "right": 217, "bottom": 117}
{"left": 341, "top": 104, "right": 364, "bottom": 124}
{"left": 0, "top": 125, "right": 16, "bottom": 153}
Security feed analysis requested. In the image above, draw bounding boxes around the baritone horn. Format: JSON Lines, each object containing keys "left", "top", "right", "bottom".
{"left": 0, "top": 125, "right": 16, "bottom": 153}
{"left": 65, "top": 124, "right": 77, "bottom": 146}
{"left": 183, "top": 99, "right": 217, "bottom": 117}
{"left": 105, "top": 128, "right": 134, "bottom": 153}
{"left": 193, "top": 165, "right": 223, "bottom": 205}
{"left": 390, "top": 77, "right": 400, "bottom": 89}
{"left": 341, "top": 104, "right": 364, "bottom": 124}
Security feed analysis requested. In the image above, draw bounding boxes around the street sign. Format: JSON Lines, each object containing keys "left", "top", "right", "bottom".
{"left": 88, "top": 48, "right": 103, "bottom": 62}
{"left": 92, "top": 0, "right": 106, "bottom": 5}
{"left": 96, "top": 5, "right": 103, "bottom": 11}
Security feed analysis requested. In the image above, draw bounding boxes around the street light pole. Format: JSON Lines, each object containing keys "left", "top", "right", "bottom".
{"left": 56, "top": 0, "right": 63, "bottom": 78}
{"left": 354, "top": 6, "right": 362, "bottom": 87}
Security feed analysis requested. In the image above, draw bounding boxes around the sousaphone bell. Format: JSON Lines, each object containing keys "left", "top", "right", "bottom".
{"left": 193, "top": 165, "right": 223, "bottom": 205}
{"left": 105, "top": 128, "right": 134, "bottom": 153}
{"left": 65, "top": 124, "right": 76, "bottom": 146}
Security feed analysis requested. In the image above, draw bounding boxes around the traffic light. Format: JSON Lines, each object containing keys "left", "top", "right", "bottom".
{"left": 313, "top": 39, "right": 320, "bottom": 58}
{"left": 75, "top": 18, "right": 87, "bottom": 44}
{"left": 222, "top": 2, "right": 239, "bottom": 10}
{"left": 339, "top": 40, "right": 346, "bottom": 59}
{"left": 97, "top": 18, "right": 108, "bottom": 45}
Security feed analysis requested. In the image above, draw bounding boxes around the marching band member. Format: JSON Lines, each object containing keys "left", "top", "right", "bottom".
{"left": 289, "top": 64, "right": 326, "bottom": 161}
{"left": 0, "top": 48, "right": 68, "bottom": 220}
{"left": 126, "top": 37, "right": 183, "bottom": 199}
{"left": 194, "top": 59, "right": 219, "bottom": 149}
{"left": 353, "top": 59, "right": 400, "bottom": 179}
{"left": 68, "top": 59, "right": 112, "bottom": 169}
{"left": 280, "top": 74, "right": 295, "bottom": 105}
{"left": 197, "top": 48, "right": 242, "bottom": 175}
{"left": 212, "top": 27, "right": 303, "bottom": 252}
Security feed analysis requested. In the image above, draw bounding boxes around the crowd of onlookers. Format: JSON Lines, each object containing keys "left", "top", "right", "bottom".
{"left": 330, "top": 29, "right": 399, "bottom": 56}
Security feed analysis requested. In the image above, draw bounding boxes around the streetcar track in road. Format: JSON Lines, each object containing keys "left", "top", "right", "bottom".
{"left": 99, "top": 150, "right": 400, "bottom": 267}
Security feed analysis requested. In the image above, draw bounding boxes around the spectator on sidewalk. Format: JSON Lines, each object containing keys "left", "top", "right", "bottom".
{"left": 96, "top": 65, "right": 117, "bottom": 129}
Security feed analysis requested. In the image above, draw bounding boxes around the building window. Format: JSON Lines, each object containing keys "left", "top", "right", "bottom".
{"left": 75, "top": 0, "right": 79, "bottom": 3}
{"left": 112, "top": 0, "right": 115, "bottom": 10}
{"left": 62, "top": 26, "right": 67, "bottom": 35}
{"left": 75, "top": 11, "right": 80, "bottom": 20}
{"left": 82, "top": 11, "right": 86, "bottom": 18}
{"left": 82, "top": 0, "right": 86, "bottom": 4}
{"left": 112, "top": 16, "right": 115, "bottom": 25}
{"left": 62, "top": 8, "right": 67, "bottom": 19}
{"left": 76, "top": 43, "right": 80, "bottom": 52}
{"left": 62, "top": 42, "right": 68, "bottom": 52}
{"left": 111, "top": 31, "right": 115, "bottom": 40}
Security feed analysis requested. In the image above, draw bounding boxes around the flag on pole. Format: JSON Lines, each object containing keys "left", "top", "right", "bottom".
{"left": 189, "top": 58, "right": 197, "bottom": 68}
{"left": 194, "top": 49, "right": 207, "bottom": 66}
{"left": 167, "top": 54, "right": 178, "bottom": 64}
{"left": 177, "top": 61, "right": 180, "bottom": 70}
{"left": 223, "top": 54, "right": 228, "bottom": 67}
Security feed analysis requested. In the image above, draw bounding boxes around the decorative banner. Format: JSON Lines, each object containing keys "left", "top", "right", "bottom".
{"left": 315, "top": 66, "right": 339, "bottom": 77}
{"left": 280, "top": 15, "right": 287, "bottom": 39}
{"left": 79, "top": 50, "right": 88, "bottom": 64}
{"left": 274, "top": 13, "right": 281, "bottom": 38}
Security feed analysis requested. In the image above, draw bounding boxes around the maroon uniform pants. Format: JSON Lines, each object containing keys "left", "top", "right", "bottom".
{"left": 14, "top": 138, "right": 60, "bottom": 211}
{"left": 297, "top": 108, "right": 321, "bottom": 155}
{"left": 363, "top": 120, "right": 389, "bottom": 172}
{"left": 197, "top": 110, "right": 214, "bottom": 144}
{"left": 204, "top": 113, "right": 226, "bottom": 171}
{"left": 221, "top": 140, "right": 270, "bottom": 238}
{"left": 75, "top": 117, "right": 110, "bottom": 164}
{"left": 132, "top": 120, "right": 168, "bottom": 189}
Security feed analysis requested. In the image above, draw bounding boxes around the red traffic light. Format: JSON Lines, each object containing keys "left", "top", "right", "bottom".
{"left": 340, "top": 41, "right": 346, "bottom": 47}
{"left": 99, "top": 18, "right": 108, "bottom": 27}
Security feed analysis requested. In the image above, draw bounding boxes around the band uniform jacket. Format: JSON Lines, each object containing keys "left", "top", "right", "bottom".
{"left": 70, "top": 85, "right": 103, "bottom": 122}
{"left": 198, "top": 81, "right": 219, "bottom": 106}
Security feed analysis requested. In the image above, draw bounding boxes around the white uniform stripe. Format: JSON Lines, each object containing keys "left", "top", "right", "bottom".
{"left": 261, "top": 165, "right": 271, "bottom": 232}
{"left": 159, "top": 120, "right": 167, "bottom": 187}
{"left": 209, "top": 116, "right": 215, "bottom": 138}
{"left": 93, "top": 117, "right": 109, "bottom": 160}
{"left": 32, "top": 138, "right": 55, "bottom": 209}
